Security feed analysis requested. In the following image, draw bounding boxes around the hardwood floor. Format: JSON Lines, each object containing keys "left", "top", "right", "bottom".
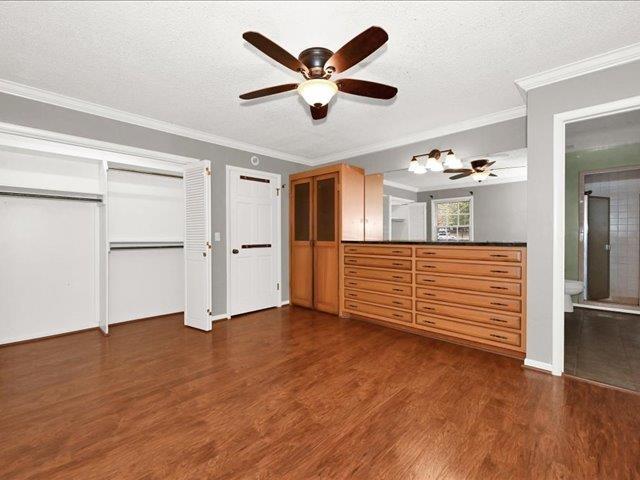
{"left": 1, "top": 307, "right": 639, "bottom": 479}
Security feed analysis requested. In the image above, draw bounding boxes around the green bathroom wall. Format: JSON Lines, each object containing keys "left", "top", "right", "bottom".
{"left": 565, "top": 143, "right": 640, "bottom": 280}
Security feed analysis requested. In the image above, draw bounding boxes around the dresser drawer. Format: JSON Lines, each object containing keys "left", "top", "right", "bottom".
{"left": 416, "top": 247, "right": 522, "bottom": 263}
{"left": 345, "top": 289, "right": 412, "bottom": 310}
{"left": 415, "top": 301, "right": 521, "bottom": 329}
{"left": 343, "top": 278, "right": 412, "bottom": 297}
{"left": 415, "top": 288, "right": 521, "bottom": 313}
{"left": 344, "top": 256, "right": 412, "bottom": 270}
{"left": 344, "top": 267, "right": 412, "bottom": 283}
{"left": 415, "top": 274, "right": 521, "bottom": 296}
{"left": 416, "top": 261, "right": 521, "bottom": 279}
{"left": 344, "top": 245, "right": 412, "bottom": 257}
{"left": 416, "top": 314, "right": 521, "bottom": 347}
{"left": 344, "top": 300, "right": 412, "bottom": 323}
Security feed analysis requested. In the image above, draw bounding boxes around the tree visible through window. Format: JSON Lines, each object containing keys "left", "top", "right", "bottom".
{"left": 433, "top": 198, "right": 472, "bottom": 241}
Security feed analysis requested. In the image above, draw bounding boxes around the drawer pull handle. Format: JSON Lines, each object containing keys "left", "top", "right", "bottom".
{"left": 490, "top": 302, "right": 508, "bottom": 307}
{"left": 423, "top": 320, "right": 436, "bottom": 325}
{"left": 423, "top": 265, "right": 436, "bottom": 269}
{"left": 421, "top": 279, "right": 435, "bottom": 283}
{"left": 392, "top": 313, "right": 404, "bottom": 318}
{"left": 392, "top": 262, "right": 404, "bottom": 266}
{"left": 490, "top": 270, "right": 509, "bottom": 274}
{"left": 347, "top": 293, "right": 358, "bottom": 297}
{"left": 490, "top": 286, "right": 508, "bottom": 290}
{"left": 392, "top": 276, "right": 403, "bottom": 279}
{"left": 392, "top": 288, "right": 404, "bottom": 292}
{"left": 347, "top": 282, "right": 357, "bottom": 286}
{"left": 392, "top": 301, "right": 403, "bottom": 305}
{"left": 423, "top": 252, "right": 436, "bottom": 255}
{"left": 490, "top": 254, "right": 509, "bottom": 258}
{"left": 348, "top": 303, "right": 358, "bottom": 309}
{"left": 490, "top": 317, "right": 508, "bottom": 323}
{"left": 421, "top": 306, "right": 435, "bottom": 311}
{"left": 422, "top": 292, "right": 435, "bottom": 297}
{"left": 391, "top": 250, "right": 403, "bottom": 254}
{"left": 490, "top": 334, "right": 508, "bottom": 340}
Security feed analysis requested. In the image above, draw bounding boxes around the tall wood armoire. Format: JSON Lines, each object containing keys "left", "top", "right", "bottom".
{"left": 289, "top": 164, "right": 367, "bottom": 314}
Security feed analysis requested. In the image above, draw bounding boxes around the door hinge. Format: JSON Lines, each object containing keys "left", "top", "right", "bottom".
{"left": 276, "top": 282, "right": 280, "bottom": 291}
{"left": 205, "top": 167, "right": 211, "bottom": 176}
{"left": 206, "top": 241, "right": 212, "bottom": 250}
{"left": 207, "top": 308, "right": 212, "bottom": 316}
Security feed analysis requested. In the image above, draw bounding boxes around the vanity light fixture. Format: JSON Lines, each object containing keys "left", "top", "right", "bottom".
{"left": 408, "top": 148, "right": 459, "bottom": 174}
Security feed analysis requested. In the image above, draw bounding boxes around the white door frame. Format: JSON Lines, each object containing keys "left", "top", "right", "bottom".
{"left": 550, "top": 94, "right": 640, "bottom": 376}
{"left": 225, "top": 165, "right": 282, "bottom": 317}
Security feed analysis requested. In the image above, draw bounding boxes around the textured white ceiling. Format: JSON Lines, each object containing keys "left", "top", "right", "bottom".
{"left": 0, "top": 1, "right": 639, "bottom": 163}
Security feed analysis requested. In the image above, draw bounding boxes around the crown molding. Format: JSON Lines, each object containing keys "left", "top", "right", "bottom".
{"left": 383, "top": 179, "right": 419, "bottom": 192}
{"left": 307, "top": 105, "right": 527, "bottom": 165}
{"left": 0, "top": 121, "right": 201, "bottom": 173}
{"left": 0, "top": 78, "right": 314, "bottom": 165}
{"left": 515, "top": 42, "right": 640, "bottom": 98}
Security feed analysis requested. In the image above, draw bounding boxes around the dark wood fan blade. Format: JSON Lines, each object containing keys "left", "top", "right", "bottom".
{"left": 310, "top": 104, "right": 328, "bottom": 120}
{"left": 239, "top": 83, "right": 298, "bottom": 100}
{"left": 325, "top": 26, "right": 388, "bottom": 74}
{"left": 470, "top": 159, "right": 490, "bottom": 169}
{"left": 337, "top": 79, "right": 397, "bottom": 99}
{"left": 444, "top": 168, "right": 471, "bottom": 174}
{"left": 450, "top": 172, "right": 472, "bottom": 180}
{"left": 243, "top": 32, "right": 307, "bottom": 74}
{"left": 489, "top": 173, "right": 497, "bottom": 177}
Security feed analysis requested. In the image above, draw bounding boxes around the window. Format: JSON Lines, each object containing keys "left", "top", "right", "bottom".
{"left": 431, "top": 196, "right": 473, "bottom": 241}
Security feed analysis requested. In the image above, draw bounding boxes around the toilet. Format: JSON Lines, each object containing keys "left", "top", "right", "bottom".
{"left": 564, "top": 280, "right": 584, "bottom": 312}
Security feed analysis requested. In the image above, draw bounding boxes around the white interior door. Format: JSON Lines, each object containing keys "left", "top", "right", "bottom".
{"left": 228, "top": 167, "right": 280, "bottom": 316}
{"left": 408, "top": 203, "right": 427, "bottom": 241}
{"left": 184, "top": 160, "right": 212, "bottom": 331}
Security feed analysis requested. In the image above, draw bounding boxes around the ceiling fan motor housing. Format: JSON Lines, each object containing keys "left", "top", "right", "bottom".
{"left": 298, "top": 47, "right": 334, "bottom": 77}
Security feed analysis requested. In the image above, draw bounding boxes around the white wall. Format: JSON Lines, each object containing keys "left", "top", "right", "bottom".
{"left": 0, "top": 195, "right": 99, "bottom": 344}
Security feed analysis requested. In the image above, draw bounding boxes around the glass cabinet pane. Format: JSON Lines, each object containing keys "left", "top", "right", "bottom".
{"left": 316, "top": 177, "right": 336, "bottom": 241}
{"left": 294, "top": 182, "right": 310, "bottom": 241}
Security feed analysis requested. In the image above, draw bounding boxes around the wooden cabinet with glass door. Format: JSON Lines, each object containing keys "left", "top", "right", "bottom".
{"left": 289, "top": 164, "right": 373, "bottom": 314}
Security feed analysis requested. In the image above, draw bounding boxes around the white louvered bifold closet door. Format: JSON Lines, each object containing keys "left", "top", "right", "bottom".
{"left": 184, "top": 160, "right": 212, "bottom": 331}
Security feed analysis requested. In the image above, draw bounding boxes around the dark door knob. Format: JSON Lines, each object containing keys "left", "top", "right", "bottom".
{"left": 232, "top": 249, "right": 239, "bottom": 254}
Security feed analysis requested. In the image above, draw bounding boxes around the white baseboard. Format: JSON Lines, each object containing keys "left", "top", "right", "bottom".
{"left": 573, "top": 302, "right": 640, "bottom": 315}
{"left": 210, "top": 313, "right": 230, "bottom": 322}
{"left": 524, "top": 358, "right": 554, "bottom": 373}
{"left": 280, "top": 300, "right": 290, "bottom": 307}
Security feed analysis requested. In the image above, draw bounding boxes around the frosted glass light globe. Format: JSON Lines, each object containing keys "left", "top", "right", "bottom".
{"left": 297, "top": 79, "right": 338, "bottom": 107}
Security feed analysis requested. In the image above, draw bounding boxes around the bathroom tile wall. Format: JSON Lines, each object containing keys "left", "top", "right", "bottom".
{"left": 588, "top": 177, "right": 640, "bottom": 302}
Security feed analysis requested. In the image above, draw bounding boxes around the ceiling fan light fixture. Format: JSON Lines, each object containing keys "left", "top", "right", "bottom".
{"left": 444, "top": 152, "right": 462, "bottom": 169}
{"left": 471, "top": 170, "right": 491, "bottom": 181}
{"left": 297, "top": 79, "right": 338, "bottom": 107}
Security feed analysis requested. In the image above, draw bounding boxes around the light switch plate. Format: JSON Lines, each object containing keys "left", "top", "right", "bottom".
{"left": 214, "top": 232, "right": 221, "bottom": 242}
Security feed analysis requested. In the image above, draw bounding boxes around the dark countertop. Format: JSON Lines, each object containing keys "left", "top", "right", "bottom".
{"left": 342, "top": 240, "right": 527, "bottom": 247}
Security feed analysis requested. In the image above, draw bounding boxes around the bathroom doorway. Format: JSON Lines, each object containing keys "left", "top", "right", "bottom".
{"left": 563, "top": 108, "right": 640, "bottom": 392}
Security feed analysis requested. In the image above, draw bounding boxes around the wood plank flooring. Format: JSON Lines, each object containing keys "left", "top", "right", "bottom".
{"left": 1, "top": 306, "right": 639, "bottom": 479}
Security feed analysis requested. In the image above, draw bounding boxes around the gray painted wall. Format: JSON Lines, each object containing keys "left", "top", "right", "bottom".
{"left": 0, "top": 93, "right": 306, "bottom": 316}
{"left": 416, "top": 181, "right": 527, "bottom": 242}
{"left": 383, "top": 184, "right": 417, "bottom": 201}
{"left": 526, "top": 60, "right": 640, "bottom": 366}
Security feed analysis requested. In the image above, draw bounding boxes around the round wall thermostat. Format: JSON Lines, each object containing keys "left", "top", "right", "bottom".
{"left": 250, "top": 155, "right": 260, "bottom": 166}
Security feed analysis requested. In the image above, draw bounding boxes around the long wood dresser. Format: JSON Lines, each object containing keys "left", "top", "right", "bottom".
{"left": 339, "top": 242, "right": 527, "bottom": 357}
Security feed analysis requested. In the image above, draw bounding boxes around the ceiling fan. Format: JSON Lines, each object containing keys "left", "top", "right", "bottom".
{"left": 444, "top": 159, "right": 498, "bottom": 182}
{"left": 239, "top": 27, "right": 398, "bottom": 119}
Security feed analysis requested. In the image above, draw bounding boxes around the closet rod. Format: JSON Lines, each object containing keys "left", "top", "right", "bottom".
{"left": 108, "top": 167, "right": 183, "bottom": 179}
{"left": 0, "top": 191, "right": 102, "bottom": 203}
{"left": 110, "top": 245, "right": 183, "bottom": 250}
